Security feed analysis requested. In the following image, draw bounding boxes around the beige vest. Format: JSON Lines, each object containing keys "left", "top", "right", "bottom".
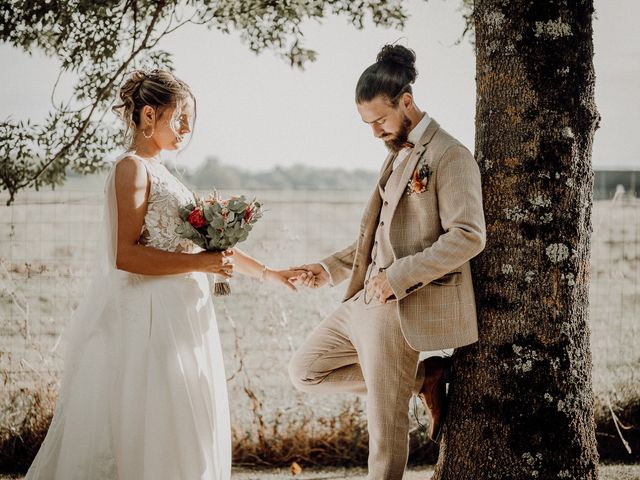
{"left": 363, "top": 152, "right": 411, "bottom": 296}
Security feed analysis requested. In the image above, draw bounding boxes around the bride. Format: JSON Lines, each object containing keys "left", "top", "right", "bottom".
{"left": 26, "top": 69, "right": 299, "bottom": 479}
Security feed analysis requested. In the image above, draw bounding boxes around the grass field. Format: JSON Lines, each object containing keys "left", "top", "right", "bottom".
{"left": 0, "top": 185, "right": 639, "bottom": 470}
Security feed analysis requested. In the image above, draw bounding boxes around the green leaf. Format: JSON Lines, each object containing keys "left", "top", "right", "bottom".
{"left": 204, "top": 206, "right": 214, "bottom": 222}
{"left": 210, "top": 216, "right": 224, "bottom": 229}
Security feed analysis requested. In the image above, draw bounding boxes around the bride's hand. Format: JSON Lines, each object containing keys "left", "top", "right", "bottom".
{"left": 266, "top": 269, "right": 302, "bottom": 292}
{"left": 199, "top": 250, "right": 234, "bottom": 277}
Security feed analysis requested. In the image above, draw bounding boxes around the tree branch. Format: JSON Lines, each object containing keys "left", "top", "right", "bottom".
{"left": 19, "top": 1, "right": 168, "bottom": 189}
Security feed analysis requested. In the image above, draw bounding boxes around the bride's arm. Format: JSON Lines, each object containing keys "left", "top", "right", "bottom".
{"left": 232, "top": 248, "right": 299, "bottom": 292}
{"left": 114, "top": 157, "right": 233, "bottom": 276}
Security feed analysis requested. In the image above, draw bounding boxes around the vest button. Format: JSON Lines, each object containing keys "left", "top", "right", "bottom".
{"left": 384, "top": 201, "right": 389, "bottom": 206}
{"left": 380, "top": 221, "right": 384, "bottom": 226}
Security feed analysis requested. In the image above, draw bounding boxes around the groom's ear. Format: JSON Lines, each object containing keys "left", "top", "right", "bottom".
{"left": 399, "top": 92, "right": 414, "bottom": 113}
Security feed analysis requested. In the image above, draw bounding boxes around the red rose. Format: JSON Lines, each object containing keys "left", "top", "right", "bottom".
{"left": 188, "top": 208, "right": 206, "bottom": 228}
{"left": 244, "top": 206, "right": 252, "bottom": 222}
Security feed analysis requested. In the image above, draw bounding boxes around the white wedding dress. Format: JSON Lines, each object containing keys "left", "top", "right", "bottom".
{"left": 25, "top": 152, "right": 231, "bottom": 479}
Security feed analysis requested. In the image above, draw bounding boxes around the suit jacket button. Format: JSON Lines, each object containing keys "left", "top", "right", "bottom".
{"left": 405, "top": 288, "right": 411, "bottom": 294}
{"left": 417, "top": 282, "right": 423, "bottom": 287}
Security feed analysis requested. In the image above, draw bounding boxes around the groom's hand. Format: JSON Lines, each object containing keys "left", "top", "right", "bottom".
{"left": 288, "top": 263, "right": 330, "bottom": 289}
{"left": 367, "top": 270, "right": 395, "bottom": 304}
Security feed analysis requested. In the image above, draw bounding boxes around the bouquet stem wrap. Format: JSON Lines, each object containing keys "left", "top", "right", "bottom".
{"left": 213, "top": 274, "right": 231, "bottom": 296}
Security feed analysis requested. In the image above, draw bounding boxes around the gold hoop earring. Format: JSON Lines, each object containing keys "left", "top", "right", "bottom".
{"left": 143, "top": 127, "right": 154, "bottom": 139}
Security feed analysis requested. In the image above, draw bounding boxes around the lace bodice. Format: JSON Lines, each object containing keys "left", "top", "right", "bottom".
{"left": 124, "top": 153, "right": 202, "bottom": 254}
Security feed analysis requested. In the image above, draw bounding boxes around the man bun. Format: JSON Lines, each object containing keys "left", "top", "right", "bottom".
{"left": 376, "top": 44, "right": 417, "bottom": 84}
{"left": 356, "top": 43, "right": 418, "bottom": 105}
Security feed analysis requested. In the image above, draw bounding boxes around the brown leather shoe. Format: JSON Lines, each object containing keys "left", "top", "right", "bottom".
{"left": 418, "top": 356, "right": 452, "bottom": 443}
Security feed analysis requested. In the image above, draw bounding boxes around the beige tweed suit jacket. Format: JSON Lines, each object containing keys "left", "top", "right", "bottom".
{"left": 321, "top": 119, "right": 486, "bottom": 351}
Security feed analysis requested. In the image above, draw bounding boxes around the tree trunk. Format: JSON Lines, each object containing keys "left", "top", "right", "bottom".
{"left": 432, "top": 2, "right": 600, "bottom": 478}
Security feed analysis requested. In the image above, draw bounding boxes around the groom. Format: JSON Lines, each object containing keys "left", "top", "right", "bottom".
{"left": 289, "top": 44, "right": 486, "bottom": 479}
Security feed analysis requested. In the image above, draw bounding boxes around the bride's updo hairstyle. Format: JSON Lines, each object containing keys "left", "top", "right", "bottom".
{"left": 112, "top": 68, "right": 196, "bottom": 145}
{"left": 355, "top": 44, "right": 418, "bottom": 107}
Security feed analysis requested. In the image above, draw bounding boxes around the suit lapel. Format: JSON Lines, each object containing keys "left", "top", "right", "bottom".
{"left": 386, "top": 119, "right": 440, "bottom": 221}
{"left": 378, "top": 151, "right": 397, "bottom": 187}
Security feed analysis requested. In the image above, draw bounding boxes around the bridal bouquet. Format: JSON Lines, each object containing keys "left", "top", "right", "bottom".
{"left": 175, "top": 191, "right": 264, "bottom": 296}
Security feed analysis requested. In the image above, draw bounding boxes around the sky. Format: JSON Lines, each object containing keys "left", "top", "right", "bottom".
{"left": 1, "top": 0, "right": 638, "bottom": 172}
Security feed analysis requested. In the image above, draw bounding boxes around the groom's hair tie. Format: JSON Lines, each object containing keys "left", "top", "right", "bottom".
{"left": 356, "top": 44, "right": 418, "bottom": 107}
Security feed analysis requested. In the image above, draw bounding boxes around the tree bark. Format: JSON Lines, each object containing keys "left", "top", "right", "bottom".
{"left": 432, "top": 2, "right": 600, "bottom": 479}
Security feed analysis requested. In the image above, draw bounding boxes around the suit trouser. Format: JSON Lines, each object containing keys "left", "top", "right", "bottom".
{"left": 289, "top": 289, "right": 426, "bottom": 480}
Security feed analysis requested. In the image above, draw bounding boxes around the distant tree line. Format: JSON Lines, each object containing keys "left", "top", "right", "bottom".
{"left": 180, "top": 156, "right": 379, "bottom": 190}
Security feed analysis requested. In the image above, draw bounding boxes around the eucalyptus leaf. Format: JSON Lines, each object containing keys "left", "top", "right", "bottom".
{"left": 203, "top": 206, "right": 214, "bottom": 222}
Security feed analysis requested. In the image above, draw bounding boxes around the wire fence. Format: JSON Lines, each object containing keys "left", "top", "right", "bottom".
{"left": 0, "top": 182, "right": 638, "bottom": 435}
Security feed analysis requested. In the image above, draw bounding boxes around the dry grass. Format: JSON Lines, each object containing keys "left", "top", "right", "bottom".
{"left": 232, "top": 400, "right": 370, "bottom": 467}
{"left": 0, "top": 382, "right": 56, "bottom": 473}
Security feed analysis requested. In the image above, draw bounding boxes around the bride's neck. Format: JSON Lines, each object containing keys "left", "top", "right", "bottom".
{"left": 129, "top": 140, "right": 161, "bottom": 160}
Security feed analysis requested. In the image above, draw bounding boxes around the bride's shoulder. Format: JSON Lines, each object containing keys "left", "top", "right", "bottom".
{"left": 114, "top": 154, "right": 149, "bottom": 191}
{"left": 115, "top": 153, "right": 146, "bottom": 175}
{"left": 115, "top": 150, "right": 145, "bottom": 165}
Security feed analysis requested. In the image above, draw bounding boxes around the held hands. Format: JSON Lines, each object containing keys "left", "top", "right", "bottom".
{"left": 287, "top": 263, "right": 330, "bottom": 289}
{"left": 366, "top": 270, "right": 395, "bottom": 304}
{"left": 285, "top": 263, "right": 395, "bottom": 305}
{"left": 257, "top": 264, "right": 329, "bottom": 292}
{"left": 265, "top": 269, "right": 303, "bottom": 293}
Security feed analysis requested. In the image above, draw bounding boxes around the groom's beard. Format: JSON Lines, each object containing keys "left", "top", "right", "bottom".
{"left": 383, "top": 115, "right": 412, "bottom": 153}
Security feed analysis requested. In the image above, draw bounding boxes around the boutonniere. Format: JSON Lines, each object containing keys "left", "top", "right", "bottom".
{"left": 405, "top": 155, "right": 432, "bottom": 195}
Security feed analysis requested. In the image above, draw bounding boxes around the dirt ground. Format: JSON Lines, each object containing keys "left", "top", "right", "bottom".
{"left": 229, "top": 464, "right": 639, "bottom": 479}
{"left": 230, "top": 464, "right": 640, "bottom": 479}
{"left": 2, "top": 464, "right": 639, "bottom": 479}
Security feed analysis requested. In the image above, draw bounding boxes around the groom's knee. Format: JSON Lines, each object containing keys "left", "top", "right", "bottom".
{"left": 287, "top": 353, "right": 316, "bottom": 393}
